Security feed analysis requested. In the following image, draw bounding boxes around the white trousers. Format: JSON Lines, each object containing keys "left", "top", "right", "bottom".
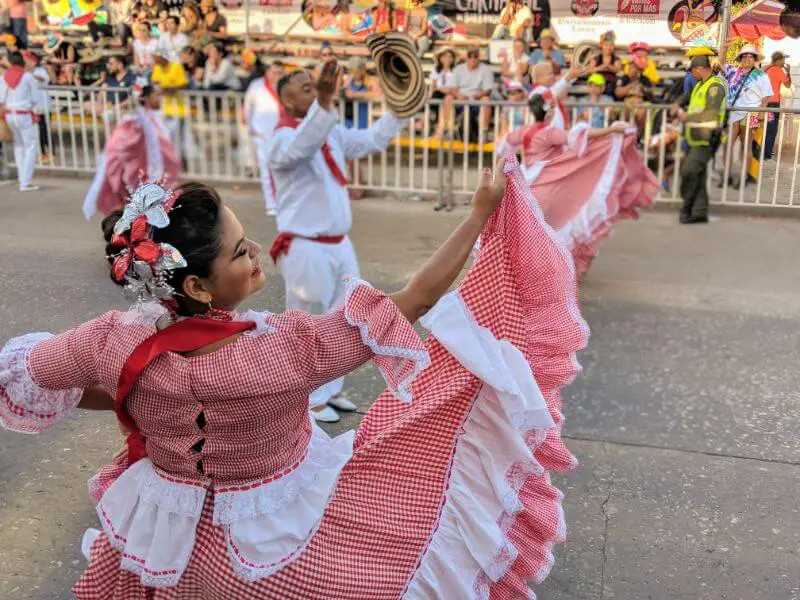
{"left": 7, "top": 113, "right": 37, "bottom": 188}
{"left": 279, "top": 236, "right": 360, "bottom": 407}
{"left": 255, "top": 139, "right": 277, "bottom": 214}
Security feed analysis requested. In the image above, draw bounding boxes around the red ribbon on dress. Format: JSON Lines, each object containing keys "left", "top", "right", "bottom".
{"left": 276, "top": 114, "right": 348, "bottom": 186}
{"left": 116, "top": 317, "right": 255, "bottom": 465}
{"left": 269, "top": 232, "right": 345, "bottom": 264}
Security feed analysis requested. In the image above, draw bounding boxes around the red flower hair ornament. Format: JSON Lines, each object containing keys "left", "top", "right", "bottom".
{"left": 108, "top": 180, "right": 187, "bottom": 305}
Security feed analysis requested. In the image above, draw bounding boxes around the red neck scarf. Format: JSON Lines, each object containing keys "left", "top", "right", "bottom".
{"left": 3, "top": 65, "right": 25, "bottom": 90}
{"left": 116, "top": 317, "right": 255, "bottom": 465}
{"left": 276, "top": 114, "right": 348, "bottom": 186}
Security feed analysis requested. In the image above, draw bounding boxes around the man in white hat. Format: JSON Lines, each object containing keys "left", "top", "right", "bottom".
{"left": 721, "top": 45, "right": 773, "bottom": 187}
{"left": 266, "top": 61, "right": 408, "bottom": 423}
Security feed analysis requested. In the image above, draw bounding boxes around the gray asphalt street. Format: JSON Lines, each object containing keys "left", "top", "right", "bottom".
{"left": 0, "top": 179, "right": 798, "bottom": 599}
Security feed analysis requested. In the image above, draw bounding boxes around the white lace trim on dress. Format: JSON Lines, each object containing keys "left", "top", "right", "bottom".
{"left": 88, "top": 423, "right": 355, "bottom": 587}
{"left": 404, "top": 291, "right": 563, "bottom": 599}
{"left": 94, "top": 457, "right": 209, "bottom": 588}
{"left": 0, "top": 333, "right": 83, "bottom": 434}
{"left": 221, "top": 423, "right": 355, "bottom": 581}
{"left": 343, "top": 277, "right": 431, "bottom": 403}
{"left": 555, "top": 127, "right": 625, "bottom": 247}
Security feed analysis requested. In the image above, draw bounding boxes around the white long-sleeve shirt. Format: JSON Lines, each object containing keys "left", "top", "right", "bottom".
{"left": 0, "top": 71, "right": 44, "bottom": 112}
{"left": 267, "top": 100, "right": 407, "bottom": 237}
{"left": 244, "top": 76, "right": 281, "bottom": 140}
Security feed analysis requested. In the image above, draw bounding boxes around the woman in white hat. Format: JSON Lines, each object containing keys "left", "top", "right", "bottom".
{"left": 721, "top": 45, "right": 773, "bottom": 187}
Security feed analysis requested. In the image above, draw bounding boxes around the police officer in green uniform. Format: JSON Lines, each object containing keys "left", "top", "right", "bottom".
{"left": 674, "top": 55, "right": 726, "bottom": 224}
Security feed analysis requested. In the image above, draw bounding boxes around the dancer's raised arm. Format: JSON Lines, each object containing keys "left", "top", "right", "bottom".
{"left": 390, "top": 157, "right": 506, "bottom": 323}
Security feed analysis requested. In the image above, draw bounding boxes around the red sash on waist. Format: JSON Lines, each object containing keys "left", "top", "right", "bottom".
{"left": 269, "top": 232, "right": 345, "bottom": 264}
{"left": 116, "top": 317, "right": 255, "bottom": 465}
{"left": 276, "top": 114, "right": 348, "bottom": 186}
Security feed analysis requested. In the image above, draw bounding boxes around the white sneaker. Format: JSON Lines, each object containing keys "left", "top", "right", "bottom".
{"left": 328, "top": 395, "right": 358, "bottom": 412}
{"left": 20, "top": 185, "right": 40, "bottom": 192}
{"left": 311, "top": 406, "right": 340, "bottom": 423}
{"left": 266, "top": 208, "right": 277, "bottom": 217}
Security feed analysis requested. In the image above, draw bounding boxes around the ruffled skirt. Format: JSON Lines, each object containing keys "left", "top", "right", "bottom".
{"left": 529, "top": 128, "right": 659, "bottom": 278}
{"left": 74, "top": 157, "right": 588, "bottom": 599}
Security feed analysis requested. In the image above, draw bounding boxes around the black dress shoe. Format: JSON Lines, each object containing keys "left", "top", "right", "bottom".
{"left": 680, "top": 215, "right": 709, "bottom": 224}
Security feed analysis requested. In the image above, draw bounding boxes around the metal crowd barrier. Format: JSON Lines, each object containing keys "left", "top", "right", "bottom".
{"left": 13, "top": 86, "right": 800, "bottom": 211}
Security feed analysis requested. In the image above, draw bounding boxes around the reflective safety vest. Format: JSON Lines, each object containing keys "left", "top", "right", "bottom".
{"left": 686, "top": 76, "right": 726, "bottom": 147}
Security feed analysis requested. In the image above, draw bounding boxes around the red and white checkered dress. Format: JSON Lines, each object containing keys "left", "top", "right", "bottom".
{"left": 503, "top": 122, "right": 659, "bottom": 278}
{"left": 1, "top": 157, "right": 588, "bottom": 599}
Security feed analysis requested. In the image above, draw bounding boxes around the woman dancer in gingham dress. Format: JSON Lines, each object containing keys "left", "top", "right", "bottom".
{"left": 0, "top": 154, "right": 588, "bottom": 598}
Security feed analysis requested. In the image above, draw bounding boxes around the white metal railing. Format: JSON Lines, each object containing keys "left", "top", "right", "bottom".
{"left": 9, "top": 86, "right": 800, "bottom": 211}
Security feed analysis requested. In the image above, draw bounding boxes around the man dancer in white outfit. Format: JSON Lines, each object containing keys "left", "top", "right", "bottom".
{"left": 267, "top": 61, "right": 407, "bottom": 423}
{"left": 244, "top": 60, "right": 284, "bottom": 216}
{"left": 0, "top": 52, "right": 43, "bottom": 191}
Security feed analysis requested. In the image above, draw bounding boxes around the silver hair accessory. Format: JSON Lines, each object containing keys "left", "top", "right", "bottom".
{"left": 108, "top": 178, "right": 187, "bottom": 308}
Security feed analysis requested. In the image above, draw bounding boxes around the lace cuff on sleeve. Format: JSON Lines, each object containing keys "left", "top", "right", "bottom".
{"left": 343, "top": 279, "right": 431, "bottom": 403}
{"left": 0, "top": 333, "right": 83, "bottom": 434}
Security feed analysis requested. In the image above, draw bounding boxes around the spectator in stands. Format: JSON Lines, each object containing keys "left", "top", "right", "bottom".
{"left": 492, "top": 0, "right": 533, "bottom": 42}
{"left": 616, "top": 60, "right": 652, "bottom": 137}
{"left": 105, "top": 55, "right": 136, "bottom": 101}
{"left": 180, "top": 46, "right": 204, "bottom": 88}
{"left": 579, "top": 73, "right": 613, "bottom": 128}
{"left": 158, "top": 16, "right": 189, "bottom": 63}
{"left": 23, "top": 50, "right": 53, "bottom": 163}
{"left": 589, "top": 31, "right": 621, "bottom": 97}
{"left": 408, "top": 3, "right": 432, "bottom": 57}
{"left": 498, "top": 79, "right": 527, "bottom": 141}
{"left": 5, "top": 0, "right": 28, "bottom": 48}
{"left": 199, "top": 0, "right": 228, "bottom": 39}
{"left": 764, "top": 51, "right": 791, "bottom": 160}
{"left": 81, "top": 56, "right": 134, "bottom": 130}
{"left": 180, "top": 1, "right": 203, "bottom": 35}
{"left": 627, "top": 42, "right": 659, "bottom": 85}
{"left": 202, "top": 42, "right": 240, "bottom": 90}
{"left": 372, "top": 0, "right": 397, "bottom": 34}
{"left": 89, "top": 0, "right": 133, "bottom": 46}
{"left": 133, "top": 22, "right": 159, "bottom": 75}
{"left": 430, "top": 47, "right": 456, "bottom": 139}
{"left": 1, "top": 33, "right": 20, "bottom": 69}
{"left": 452, "top": 46, "right": 494, "bottom": 132}
{"left": 615, "top": 60, "right": 653, "bottom": 103}
{"left": 240, "top": 49, "right": 266, "bottom": 89}
{"left": 529, "top": 29, "right": 566, "bottom": 70}
{"left": 43, "top": 33, "right": 77, "bottom": 81}
{"left": 501, "top": 37, "right": 530, "bottom": 85}
{"left": 151, "top": 47, "right": 189, "bottom": 163}
{"left": 342, "top": 57, "right": 380, "bottom": 198}
{"left": 343, "top": 58, "right": 380, "bottom": 130}
{"left": 722, "top": 45, "right": 773, "bottom": 188}
{"left": 141, "top": 0, "right": 168, "bottom": 30}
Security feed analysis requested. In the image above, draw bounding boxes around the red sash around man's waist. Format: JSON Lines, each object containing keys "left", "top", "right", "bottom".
{"left": 269, "top": 232, "right": 345, "bottom": 264}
